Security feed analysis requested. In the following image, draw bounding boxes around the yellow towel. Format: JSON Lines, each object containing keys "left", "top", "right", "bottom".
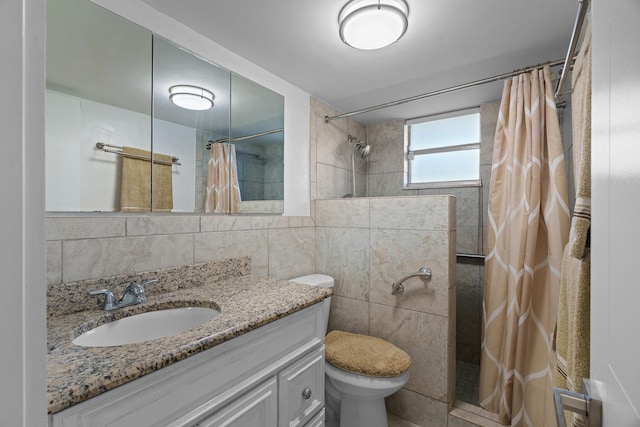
{"left": 555, "top": 20, "right": 591, "bottom": 427}
{"left": 555, "top": 246, "right": 590, "bottom": 426}
{"left": 568, "top": 21, "right": 592, "bottom": 260}
{"left": 120, "top": 146, "right": 173, "bottom": 212}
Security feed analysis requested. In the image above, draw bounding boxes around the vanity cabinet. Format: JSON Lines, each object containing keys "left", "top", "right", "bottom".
{"left": 49, "top": 303, "right": 325, "bottom": 427}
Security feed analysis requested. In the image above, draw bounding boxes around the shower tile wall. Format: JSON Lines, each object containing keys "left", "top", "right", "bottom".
{"left": 310, "top": 97, "right": 367, "bottom": 199}
{"left": 316, "top": 196, "right": 457, "bottom": 427}
{"left": 364, "top": 102, "right": 500, "bottom": 367}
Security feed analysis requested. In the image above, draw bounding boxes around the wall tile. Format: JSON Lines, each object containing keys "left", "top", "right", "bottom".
{"left": 327, "top": 295, "right": 369, "bottom": 335}
{"left": 316, "top": 163, "right": 352, "bottom": 199}
{"left": 456, "top": 226, "right": 481, "bottom": 254}
{"left": 369, "top": 229, "right": 450, "bottom": 316}
{"left": 367, "top": 172, "right": 413, "bottom": 197}
{"left": 126, "top": 215, "right": 200, "bottom": 236}
{"left": 388, "top": 414, "right": 421, "bottom": 427}
{"left": 386, "top": 388, "right": 449, "bottom": 427}
{"left": 448, "top": 407, "right": 504, "bottom": 427}
{"left": 251, "top": 215, "right": 290, "bottom": 229}
{"left": 370, "top": 304, "right": 449, "bottom": 402}
{"left": 194, "top": 230, "right": 269, "bottom": 277}
{"left": 267, "top": 227, "right": 315, "bottom": 280}
{"left": 366, "top": 120, "right": 405, "bottom": 175}
{"left": 348, "top": 119, "right": 368, "bottom": 175}
{"left": 46, "top": 241, "right": 62, "bottom": 285}
{"left": 480, "top": 101, "right": 500, "bottom": 167}
{"left": 370, "top": 196, "right": 452, "bottom": 231}
{"left": 287, "top": 216, "right": 315, "bottom": 228}
{"left": 315, "top": 198, "right": 369, "bottom": 228}
{"left": 47, "top": 217, "right": 125, "bottom": 241}
{"left": 316, "top": 227, "right": 370, "bottom": 301}
{"left": 62, "top": 234, "right": 194, "bottom": 282}
{"left": 317, "top": 116, "right": 349, "bottom": 171}
{"left": 200, "top": 215, "right": 253, "bottom": 232}
{"left": 454, "top": 188, "right": 481, "bottom": 227}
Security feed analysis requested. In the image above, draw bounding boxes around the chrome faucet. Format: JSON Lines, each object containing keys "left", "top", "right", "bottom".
{"left": 89, "top": 279, "right": 158, "bottom": 311}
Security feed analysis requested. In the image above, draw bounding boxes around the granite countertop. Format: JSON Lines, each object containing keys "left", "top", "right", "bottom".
{"left": 47, "top": 275, "right": 331, "bottom": 414}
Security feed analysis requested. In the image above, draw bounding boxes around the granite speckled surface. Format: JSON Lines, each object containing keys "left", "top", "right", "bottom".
{"left": 47, "top": 257, "right": 251, "bottom": 317}
{"left": 47, "top": 274, "right": 331, "bottom": 414}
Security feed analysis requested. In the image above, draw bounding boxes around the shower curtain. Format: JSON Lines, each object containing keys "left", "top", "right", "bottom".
{"left": 479, "top": 66, "right": 570, "bottom": 426}
{"left": 205, "top": 142, "right": 241, "bottom": 213}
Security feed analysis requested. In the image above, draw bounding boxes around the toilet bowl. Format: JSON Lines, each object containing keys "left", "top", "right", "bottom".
{"left": 326, "top": 362, "right": 409, "bottom": 427}
{"left": 290, "top": 274, "right": 411, "bottom": 427}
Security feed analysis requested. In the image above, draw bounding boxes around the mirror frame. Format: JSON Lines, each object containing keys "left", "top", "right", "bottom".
{"left": 88, "top": 0, "right": 310, "bottom": 216}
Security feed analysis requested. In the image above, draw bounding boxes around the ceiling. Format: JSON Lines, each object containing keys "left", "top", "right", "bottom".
{"left": 139, "top": 0, "right": 579, "bottom": 124}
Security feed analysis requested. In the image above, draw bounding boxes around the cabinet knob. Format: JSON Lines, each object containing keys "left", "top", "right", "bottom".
{"left": 302, "top": 387, "right": 312, "bottom": 400}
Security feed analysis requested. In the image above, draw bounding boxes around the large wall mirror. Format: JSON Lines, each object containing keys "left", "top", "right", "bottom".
{"left": 46, "top": 0, "right": 285, "bottom": 214}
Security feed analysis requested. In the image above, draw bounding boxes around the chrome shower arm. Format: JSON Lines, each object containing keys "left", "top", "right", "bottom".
{"left": 391, "top": 267, "right": 432, "bottom": 295}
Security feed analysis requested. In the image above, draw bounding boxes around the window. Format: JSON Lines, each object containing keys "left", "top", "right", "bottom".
{"left": 405, "top": 108, "right": 480, "bottom": 187}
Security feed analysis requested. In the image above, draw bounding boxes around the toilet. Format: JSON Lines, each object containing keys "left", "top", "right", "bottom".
{"left": 290, "top": 274, "right": 410, "bottom": 427}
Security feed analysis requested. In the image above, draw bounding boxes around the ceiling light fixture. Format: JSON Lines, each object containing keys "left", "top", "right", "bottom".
{"left": 169, "top": 85, "right": 215, "bottom": 110}
{"left": 339, "top": 0, "right": 409, "bottom": 50}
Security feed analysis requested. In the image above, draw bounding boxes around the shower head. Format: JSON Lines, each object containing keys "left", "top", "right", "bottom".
{"left": 348, "top": 135, "right": 371, "bottom": 159}
{"left": 357, "top": 142, "right": 371, "bottom": 159}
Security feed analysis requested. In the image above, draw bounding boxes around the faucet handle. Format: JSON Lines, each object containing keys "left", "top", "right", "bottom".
{"left": 121, "top": 279, "right": 158, "bottom": 306}
{"left": 140, "top": 279, "right": 158, "bottom": 287}
{"left": 89, "top": 289, "right": 116, "bottom": 311}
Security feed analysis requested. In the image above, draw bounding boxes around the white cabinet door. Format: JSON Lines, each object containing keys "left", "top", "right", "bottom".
{"left": 278, "top": 347, "right": 324, "bottom": 427}
{"left": 303, "top": 409, "right": 325, "bottom": 427}
{"left": 196, "top": 378, "right": 278, "bottom": 427}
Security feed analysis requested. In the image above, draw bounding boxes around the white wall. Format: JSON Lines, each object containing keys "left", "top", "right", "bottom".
{"left": 46, "top": 90, "right": 197, "bottom": 212}
{"left": 1, "top": 0, "right": 47, "bottom": 425}
{"left": 591, "top": 0, "right": 640, "bottom": 425}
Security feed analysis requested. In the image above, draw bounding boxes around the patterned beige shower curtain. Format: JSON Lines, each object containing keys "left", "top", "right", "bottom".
{"left": 479, "top": 66, "right": 570, "bottom": 426}
{"left": 205, "top": 142, "right": 241, "bottom": 213}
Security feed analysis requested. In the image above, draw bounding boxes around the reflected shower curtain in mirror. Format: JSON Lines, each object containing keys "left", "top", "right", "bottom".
{"left": 205, "top": 143, "right": 241, "bottom": 213}
{"left": 479, "top": 66, "right": 570, "bottom": 426}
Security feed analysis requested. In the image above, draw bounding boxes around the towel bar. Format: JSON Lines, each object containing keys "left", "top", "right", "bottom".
{"left": 96, "top": 142, "right": 180, "bottom": 166}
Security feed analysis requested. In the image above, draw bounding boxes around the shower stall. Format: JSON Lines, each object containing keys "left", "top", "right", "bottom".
{"left": 346, "top": 134, "right": 371, "bottom": 198}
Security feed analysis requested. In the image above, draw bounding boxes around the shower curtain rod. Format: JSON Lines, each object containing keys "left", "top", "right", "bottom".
{"left": 325, "top": 0, "right": 588, "bottom": 124}
{"left": 555, "top": 0, "right": 590, "bottom": 99}
{"left": 324, "top": 58, "right": 565, "bottom": 123}
{"left": 205, "top": 128, "right": 284, "bottom": 150}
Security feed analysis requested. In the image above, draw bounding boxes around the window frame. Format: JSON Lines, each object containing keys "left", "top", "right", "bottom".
{"left": 404, "top": 107, "right": 482, "bottom": 189}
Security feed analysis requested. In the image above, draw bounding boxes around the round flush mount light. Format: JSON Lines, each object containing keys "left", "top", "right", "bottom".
{"left": 169, "top": 85, "right": 215, "bottom": 110}
{"left": 339, "top": 0, "right": 409, "bottom": 50}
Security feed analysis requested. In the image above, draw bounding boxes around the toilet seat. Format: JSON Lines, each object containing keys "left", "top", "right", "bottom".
{"left": 324, "top": 330, "right": 411, "bottom": 377}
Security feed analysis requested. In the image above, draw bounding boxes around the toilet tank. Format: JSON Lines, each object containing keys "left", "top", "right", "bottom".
{"left": 289, "top": 274, "right": 334, "bottom": 336}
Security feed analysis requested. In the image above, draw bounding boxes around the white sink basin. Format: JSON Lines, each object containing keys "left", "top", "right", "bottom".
{"left": 72, "top": 307, "right": 219, "bottom": 347}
